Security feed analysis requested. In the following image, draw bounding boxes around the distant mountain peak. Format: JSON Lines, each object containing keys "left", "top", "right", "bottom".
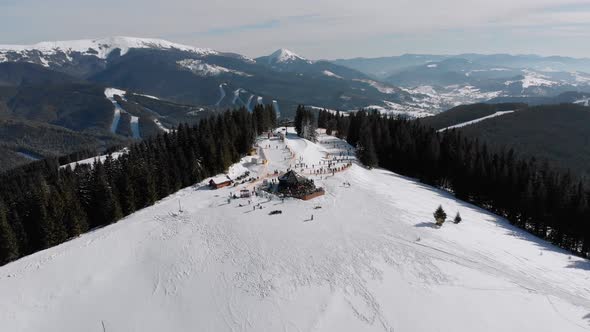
{"left": 267, "top": 48, "right": 310, "bottom": 64}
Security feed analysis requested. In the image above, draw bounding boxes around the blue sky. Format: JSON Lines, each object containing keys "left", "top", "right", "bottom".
{"left": 1, "top": 0, "right": 590, "bottom": 59}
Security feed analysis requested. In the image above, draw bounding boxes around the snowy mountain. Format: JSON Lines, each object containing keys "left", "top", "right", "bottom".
{"left": 0, "top": 37, "right": 443, "bottom": 171}
{"left": 0, "top": 37, "right": 434, "bottom": 117}
{"left": 0, "top": 37, "right": 223, "bottom": 77}
{"left": 2, "top": 128, "right": 589, "bottom": 331}
{"left": 0, "top": 36, "right": 218, "bottom": 62}
{"left": 258, "top": 48, "right": 312, "bottom": 65}
{"left": 334, "top": 54, "right": 590, "bottom": 110}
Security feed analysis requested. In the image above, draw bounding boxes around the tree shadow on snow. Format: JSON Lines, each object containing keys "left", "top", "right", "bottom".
{"left": 566, "top": 260, "right": 590, "bottom": 271}
{"left": 194, "top": 184, "right": 214, "bottom": 191}
{"left": 583, "top": 313, "right": 590, "bottom": 325}
{"left": 415, "top": 222, "right": 438, "bottom": 229}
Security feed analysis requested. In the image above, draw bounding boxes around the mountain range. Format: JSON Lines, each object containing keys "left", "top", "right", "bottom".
{"left": 334, "top": 54, "right": 590, "bottom": 109}
{"left": 1, "top": 36, "right": 590, "bottom": 172}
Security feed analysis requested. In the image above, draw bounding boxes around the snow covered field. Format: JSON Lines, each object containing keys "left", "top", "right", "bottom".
{"left": 2, "top": 129, "right": 590, "bottom": 332}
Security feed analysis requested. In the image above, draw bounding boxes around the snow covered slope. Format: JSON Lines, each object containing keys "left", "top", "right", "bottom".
{"left": 177, "top": 59, "right": 251, "bottom": 77}
{"left": 0, "top": 36, "right": 217, "bottom": 66}
{"left": 1, "top": 129, "right": 589, "bottom": 332}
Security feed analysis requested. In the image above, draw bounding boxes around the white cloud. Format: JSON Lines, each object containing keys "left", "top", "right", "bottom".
{"left": 1, "top": 0, "right": 590, "bottom": 58}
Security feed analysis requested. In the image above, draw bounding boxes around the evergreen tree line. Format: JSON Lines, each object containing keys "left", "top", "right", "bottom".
{"left": 316, "top": 108, "right": 590, "bottom": 257}
{"left": 294, "top": 105, "right": 318, "bottom": 141}
{"left": 0, "top": 106, "right": 277, "bottom": 265}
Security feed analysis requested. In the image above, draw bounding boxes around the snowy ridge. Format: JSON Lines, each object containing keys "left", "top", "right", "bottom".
{"left": 439, "top": 111, "right": 515, "bottom": 132}
{"left": 0, "top": 36, "right": 219, "bottom": 69}
{"left": 322, "top": 70, "right": 343, "bottom": 79}
{"left": 3, "top": 128, "right": 590, "bottom": 332}
{"left": 60, "top": 149, "right": 129, "bottom": 170}
{"left": 177, "top": 59, "right": 251, "bottom": 77}
{"left": 0, "top": 37, "right": 218, "bottom": 62}
{"left": 135, "top": 93, "right": 160, "bottom": 100}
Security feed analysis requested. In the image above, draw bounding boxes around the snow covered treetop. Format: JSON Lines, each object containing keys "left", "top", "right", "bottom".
{"left": 0, "top": 36, "right": 219, "bottom": 60}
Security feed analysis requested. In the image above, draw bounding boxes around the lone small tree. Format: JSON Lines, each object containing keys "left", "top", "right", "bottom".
{"left": 454, "top": 212, "right": 462, "bottom": 224}
{"left": 433, "top": 205, "right": 447, "bottom": 226}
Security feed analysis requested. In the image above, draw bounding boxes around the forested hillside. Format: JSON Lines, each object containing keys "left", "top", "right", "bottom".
{"left": 458, "top": 104, "right": 590, "bottom": 177}
{"left": 419, "top": 103, "right": 527, "bottom": 130}
{"left": 0, "top": 105, "right": 277, "bottom": 265}
{"left": 316, "top": 108, "right": 590, "bottom": 258}
{"left": 0, "top": 62, "right": 221, "bottom": 173}
{"left": 0, "top": 119, "right": 127, "bottom": 171}
{"left": 419, "top": 103, "right": 590, "bottom": 177}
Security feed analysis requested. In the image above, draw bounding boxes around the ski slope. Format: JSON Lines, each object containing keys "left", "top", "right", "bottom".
{"left": 105, "top": 88, "right": 126, "bottom": 134}
{"left": 246, "top": 95, "right": 255, "bottom": 112}
{"left": 130, "top": 116, "right": 141, "bottom": 139}
{"left": 1, "top": 129, "right": 589, "bottom": 332}
{"left": 215, "top": 83, "right": 227, "bottom": 107}
{"left": 438, "top": 110, "right": 515, "bottom": 132}
{"left": 272, "top": 100, "right": 281, "bottom": 118}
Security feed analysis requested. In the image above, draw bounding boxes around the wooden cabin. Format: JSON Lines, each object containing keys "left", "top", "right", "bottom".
{"left": 209, "top": 176, "right": 232, "bottom": 189}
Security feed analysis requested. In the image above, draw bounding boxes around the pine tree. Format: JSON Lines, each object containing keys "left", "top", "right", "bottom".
{"left": 434, "top": 205, "right": 447, "bottom": 226}
{"left": 453, "top": 212, "right": 462, "bottom": 224}
{"left": 0, "top": 200, "right": 19, "bottom": 264}
{"left": 87, "top": 162, "right": 122, "bottom": 226}
{"left": 357, "top": 132, "right": 378, "bottom": 168}
{"left": 301, "top": 117, "right": 317, "bottom": 142}
{"left": 295, "top": 105, "right": 304, "bottom": 135}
